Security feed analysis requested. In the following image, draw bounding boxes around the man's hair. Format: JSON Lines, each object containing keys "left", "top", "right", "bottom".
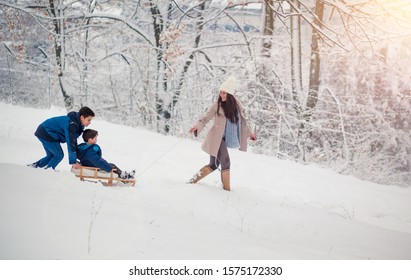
{"left": 82, "top": 129, "right": 98, "bottom": 142}
{"left": 79, "top": 107, "right": 95, "bottom": 118}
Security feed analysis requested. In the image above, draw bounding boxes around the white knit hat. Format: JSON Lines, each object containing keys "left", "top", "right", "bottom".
{"left": 219, "top": 76, "right": 236, "bottom": 95}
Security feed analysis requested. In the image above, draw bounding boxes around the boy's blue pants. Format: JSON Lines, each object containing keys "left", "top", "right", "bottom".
{"left": 35, "top": 138, "right": 64, "bottom": 169}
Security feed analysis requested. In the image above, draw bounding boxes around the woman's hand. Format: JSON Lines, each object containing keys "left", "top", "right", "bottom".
{"left": 189, "top": 127, "right": 198, "bottom": 137}
{"left": 250, "top": 133, "right": 257, "bottom": 141}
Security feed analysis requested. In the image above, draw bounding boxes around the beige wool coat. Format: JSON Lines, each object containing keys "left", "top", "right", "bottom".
{"left": 193, "top": 97, "right": 254, "bottom": 157}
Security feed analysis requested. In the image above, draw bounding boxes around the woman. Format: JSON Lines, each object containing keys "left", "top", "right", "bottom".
{"left": 188, "top": 77, "right": 256, "bottom": 191}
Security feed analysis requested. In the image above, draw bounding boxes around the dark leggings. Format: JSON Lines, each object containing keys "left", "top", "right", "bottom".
{"left": 208, "top": 139, "right": 230, "bottom": 171}
{"left": 110, "top": 163, "right": 122, "bottom": 175}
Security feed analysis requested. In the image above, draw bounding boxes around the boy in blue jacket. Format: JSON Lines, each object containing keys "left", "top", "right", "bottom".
{"left": 77, "top": 129, "right": 135, "bottom": 179}
{"left": 29, "top": 107, "right": 95, "bottom": 170}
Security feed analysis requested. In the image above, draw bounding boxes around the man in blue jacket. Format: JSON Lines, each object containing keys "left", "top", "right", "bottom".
{"left": 77, "top": 129, "right": 134, "bottom": 179}
{"left": 29, "top": 107, "right": 95, "bottom": 170}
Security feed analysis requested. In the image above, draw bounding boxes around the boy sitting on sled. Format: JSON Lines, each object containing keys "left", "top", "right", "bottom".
{"left": 76, "top": 129, "right": 135, "bottom": 179}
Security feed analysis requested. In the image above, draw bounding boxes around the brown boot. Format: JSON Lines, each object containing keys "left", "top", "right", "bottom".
{"left": 188, "top": 165, "right": 213, "bottom": 184}
{"left": 221, "top": 169, "right": 230, "bottom": 191}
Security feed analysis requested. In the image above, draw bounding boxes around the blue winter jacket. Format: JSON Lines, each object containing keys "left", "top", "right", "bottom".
{"left": 76, "top": 143, "right": 113, "bottom": 172}
{"left": 34, "top": 111, "right": 84, "bottom": 164}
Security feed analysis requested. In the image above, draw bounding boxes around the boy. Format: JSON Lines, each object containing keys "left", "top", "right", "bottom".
{"left": 29, "top": 106, "right": 95, "bottom": 170}
{"left": 77, "top": 129, "right": 135, "bottom": 179}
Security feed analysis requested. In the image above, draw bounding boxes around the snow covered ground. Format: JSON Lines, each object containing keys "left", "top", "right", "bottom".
{"left": 0, "top": 102, "right": 411, "bottom": 260}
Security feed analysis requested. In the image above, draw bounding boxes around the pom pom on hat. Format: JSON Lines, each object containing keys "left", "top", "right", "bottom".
{"left": 219, "top": 76, "right": 236, "bottom": 95}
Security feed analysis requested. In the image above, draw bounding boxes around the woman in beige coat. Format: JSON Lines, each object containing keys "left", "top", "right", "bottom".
{"left": 188, "top": 77, "right": 256, "bottom": 191}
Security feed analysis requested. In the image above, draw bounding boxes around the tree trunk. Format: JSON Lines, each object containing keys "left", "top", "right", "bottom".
{"left": 290, "top": 0, "right": 304, "bottom": 159}
{"left": 306, "top": 0, "right": 324, "bottom": 121}
{"left": 79, "top": 0, "right": 97, "bottom": 106}
{"left": 261, "top": 0, "right": 274, "bottom": 57}
{"left": 290, "top": 0, "right": 303, "bottom": 97}
{"left": 149, "top": 0, "right": 169, "bottom": 132}
{"left": 48, "top": 0, "right": 72, "bottom": 109}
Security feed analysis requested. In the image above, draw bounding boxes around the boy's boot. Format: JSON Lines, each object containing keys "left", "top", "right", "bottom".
{"left": 128, "top": 170, "right": 136, "bottom": 179}
{"left": 221, "top": 169, "right": 230, "bottom": 191}
{"left": 27, "top": 162, "right": 39, "bottom": 168}
{"left": 188, "top": 165, "right": 213, "bottom": 184}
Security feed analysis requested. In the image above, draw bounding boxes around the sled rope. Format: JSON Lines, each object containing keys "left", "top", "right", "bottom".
{"left": 136, "top": 138, "right": 184, "bottom": 179}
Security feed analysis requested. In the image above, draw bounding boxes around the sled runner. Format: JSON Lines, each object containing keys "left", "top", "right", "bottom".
{"left": 72, "top": 166, "right": 136, "bottom": 186}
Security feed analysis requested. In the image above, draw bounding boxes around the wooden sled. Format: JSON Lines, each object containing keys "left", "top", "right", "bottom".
{"left": 72, "top": 166, "right": 136, "bottom": 186}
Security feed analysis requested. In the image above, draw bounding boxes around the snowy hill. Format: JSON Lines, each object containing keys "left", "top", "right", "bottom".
{"left": 0, "top": 102, "right": 411, "bottom": 260}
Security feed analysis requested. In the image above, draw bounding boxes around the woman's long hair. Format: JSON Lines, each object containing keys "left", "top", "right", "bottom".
{"left": 218, "top": 94, "right": 239, "bottom": 124}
